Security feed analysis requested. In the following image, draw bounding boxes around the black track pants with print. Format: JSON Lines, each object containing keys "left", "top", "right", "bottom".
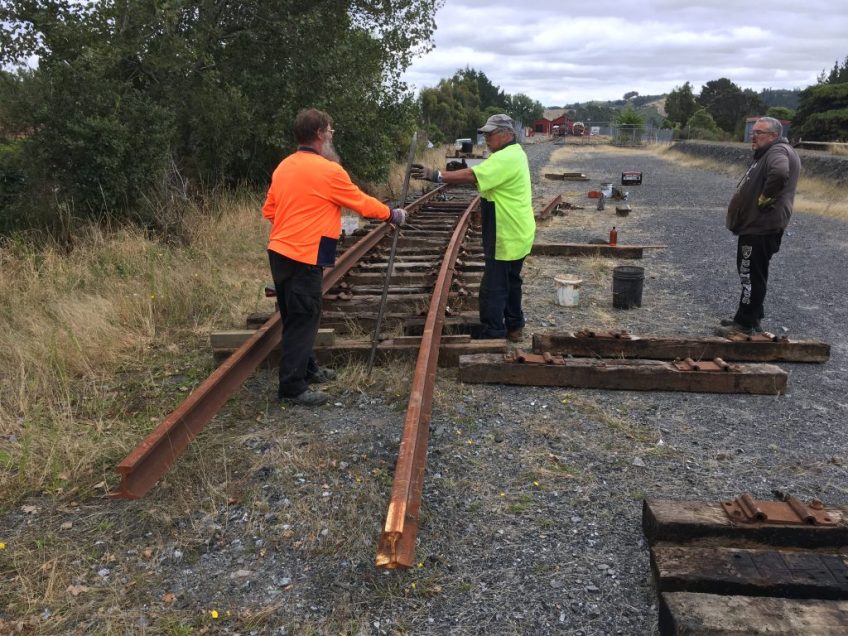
{"left": 269, "top": 250, "right": 323, "bottom": 398}
{"left": 733, "top": 231, "right": 783, "bottom": 329}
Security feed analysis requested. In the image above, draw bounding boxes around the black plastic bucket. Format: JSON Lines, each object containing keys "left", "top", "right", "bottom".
{"left": 612, "top": 265, "right": 644, "bottom": 309}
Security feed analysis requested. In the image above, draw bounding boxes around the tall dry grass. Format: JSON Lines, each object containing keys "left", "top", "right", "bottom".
{"left": 653, "top": 146, "right": 848, "bottom": 221}
{"left": 0, "top": 144, "right": 445, "bottom": 510}
{"left": 0, "top": 193, "right": 271, "bottom": 508}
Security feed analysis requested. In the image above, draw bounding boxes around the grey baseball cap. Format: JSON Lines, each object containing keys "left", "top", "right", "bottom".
{"left": 478, "top": 113, "right": 515, "bottom": 133}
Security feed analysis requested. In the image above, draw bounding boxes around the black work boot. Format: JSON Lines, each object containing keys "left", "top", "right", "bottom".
{"left": 281, "top": 389, "right": 329, "bottom": 407}
{"left": 306, "top": 367, "right": 337, "bottom": 384}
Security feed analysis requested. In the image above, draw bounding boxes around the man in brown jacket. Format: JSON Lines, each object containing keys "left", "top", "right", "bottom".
{"left": 718, "top": 116, "right": 800, "bottom": 336}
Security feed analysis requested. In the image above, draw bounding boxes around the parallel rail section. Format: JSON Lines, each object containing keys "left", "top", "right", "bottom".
{"left": 110, "top": 187, "right": 449, "bottom": 499}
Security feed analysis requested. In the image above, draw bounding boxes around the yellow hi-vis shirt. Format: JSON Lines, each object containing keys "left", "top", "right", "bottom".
{"left": 471, "top": 143, "right": 535, "bottom": 260}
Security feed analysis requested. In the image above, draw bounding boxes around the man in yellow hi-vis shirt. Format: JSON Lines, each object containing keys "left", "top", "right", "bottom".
{"left": 412, "top": 114, "right": 535, "bottom": 341}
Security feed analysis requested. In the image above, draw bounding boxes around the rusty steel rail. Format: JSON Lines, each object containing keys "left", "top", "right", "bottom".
{"left": 110, "top": 186, "right": 447, "bottom": 500}
{"left": 376, "top": 193, "right": 479, "bottom": 568}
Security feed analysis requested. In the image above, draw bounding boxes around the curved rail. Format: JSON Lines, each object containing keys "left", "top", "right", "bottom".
{"left": 110, "top": 186, "right": 447, "bottom": 499}
{"left": 376, "top": 193, "right": 480, "bottom": 568}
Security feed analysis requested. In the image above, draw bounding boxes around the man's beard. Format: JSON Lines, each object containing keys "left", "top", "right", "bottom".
{"left": 320, "top": 139, "right": 341, "bottom": 163}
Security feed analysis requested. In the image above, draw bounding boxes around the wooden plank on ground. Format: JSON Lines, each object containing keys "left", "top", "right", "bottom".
{"left": 642, "top": 500, "right": 848, "bottom": 549}
{"left": 314, "top": 339, "right": 505, "bottom": 368}
{"left": 404, "top": 312, "right": 481, "bottom": 336}
{"left": 323, "top": 292, "right": 476, "bottom": 314}
{"left": 458, "top": 354, "right": 788, "bottom": 395}
{"left": 659, "top": 592, "right": 848, "bottom": 636}
{"left": 544, "top": 172, "right": 589, "bottom": 181}
{"left": 532, "top": 332, "right": 830, "bottom": 363}
{"left": 213, "top": 339, "right": 506, "bottom": 368}
{"left": 210, "top": 329, "right": 335, "bottom": 350}
{"left": 532, "top": 242, "right": 645, "bottom": 259}
{"left": 652, "top": 545, "right": 848, "bottom": 600}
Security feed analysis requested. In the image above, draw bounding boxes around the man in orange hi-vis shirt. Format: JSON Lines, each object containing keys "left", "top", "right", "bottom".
{"left": 263, "top": 108, "right": 407, "bottom": 406}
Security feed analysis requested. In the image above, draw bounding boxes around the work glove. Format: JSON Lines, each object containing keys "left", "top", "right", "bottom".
{"left": 388, "top": 207, "right": 407, "bottom": 226}
{"left": 410, "top": 163, "right": 443, "bottom": 183}
{"left": 757, "top": 194, "right": 775, "bottom": 209}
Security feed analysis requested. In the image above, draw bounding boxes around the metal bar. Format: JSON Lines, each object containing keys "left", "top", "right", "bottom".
{"left": 368, "top": 133, "right": 417, "bottom": 374}
{"left": 110, "top": 186, "right": 446, "bottom": 499}
{"left": 376, "top": 194, "right": 479, "bottom": 569}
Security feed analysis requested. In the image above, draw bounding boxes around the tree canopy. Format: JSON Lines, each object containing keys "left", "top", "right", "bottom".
{"left": 793, "top": 82, "right": 848, "bottom": 141}
{"left": 664, "top": 82, "right": 698, "bottom": 127}
{"left": 0, "top": 0, "right": 441, "bottom": 234}
{"left": 697, "top": 78, "right": 762, "bottom": 134}
{"left": 419, "top": 67, "right": 542, "bottom": 142}
{"left": 817, "top": 56, "right": 848, "bottom": 85}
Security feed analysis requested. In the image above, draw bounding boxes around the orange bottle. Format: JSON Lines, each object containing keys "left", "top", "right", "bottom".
{"left": 609, "top": 226, "right": 618, "bottom": 246}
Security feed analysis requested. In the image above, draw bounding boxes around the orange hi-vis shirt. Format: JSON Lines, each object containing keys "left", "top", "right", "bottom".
{"left": 263, "top": 147, "right": 391, "bottom": 266}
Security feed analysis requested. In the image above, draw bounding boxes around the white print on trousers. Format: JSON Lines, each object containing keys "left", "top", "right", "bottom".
{"left": 739, "top": 248, "right": 752, "bottom": 305}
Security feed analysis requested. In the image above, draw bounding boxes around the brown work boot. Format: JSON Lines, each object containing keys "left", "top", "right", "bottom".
{"left": 506, "top": 328, "right": 524, "bottom": 342}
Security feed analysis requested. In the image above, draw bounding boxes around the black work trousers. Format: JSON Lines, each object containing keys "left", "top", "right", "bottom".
{"left": 268, "top": 251, "right": 323, "bottom": 398}
{"left": 733, "top": 231, "right": 783, "bottom": 329}
{"left": 479, "top": 257, "right": 526, "bottom": 338}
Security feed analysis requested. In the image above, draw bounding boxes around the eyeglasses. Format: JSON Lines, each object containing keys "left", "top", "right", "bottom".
{"left": 324, "top": 127, "right": 335, "bottom": 135}
{"left": 751, "top": 130, "right": 774, "bottom": 137}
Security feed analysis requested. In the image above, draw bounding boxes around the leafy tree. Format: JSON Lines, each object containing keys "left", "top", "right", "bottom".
{"left": 793, "top": 83, "right": 848, "bottom": 141}
{"left": 0, "top": 0, "right": 441, "bottom": 234}
{"left": 698, "top": 78, "right": 756, "bottom": 133}
{"left": 685, "top": 108, "right": 725, "bottom": 141}
{"left": 419, "top": 68, "right": 542, "bottom": 140}
{"left": 614, "top": 107, "right": 645, "bottom": 145}
{"left": 420, "top": 72, "right": 482, "bottom": 142}
{"left": 818, "top": 56, "right": 848, "bottom": 85}
{"left": 766, "top": 106, "right": 795, "bottom": 120}
{"left": 505, "top": 93, "right": 544, "bottom": 129}
{"left": 457, "top": 67, "right": 507, "bottom": 111}
{"left": 664, "top": 82, "right": 698, "bottom": 127}
{"left": 623, "top": 91, "right": 639, "bottom": 101}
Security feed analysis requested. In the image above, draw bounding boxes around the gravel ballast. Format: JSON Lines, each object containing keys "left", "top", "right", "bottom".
{"left": 2, "top": 140, "right": 846, "bottom": 635}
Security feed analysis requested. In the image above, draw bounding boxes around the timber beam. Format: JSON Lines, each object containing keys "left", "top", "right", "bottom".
{"left": 458, "top": 353, "right": 788, "bottom": 395}
{"left": 660, "top": 592, "right": 848, "bottom": 636}
{"left": 533, "top": 331, "right": 831, "bottom": 363}
{"left": 532, "top": 242, "right": 666, "bottom": 259}
{"left": 213, "top": 336, "right": 506, "bottom": 368}
{"left": 642, "top": 499, "right": 848, "bottom": 548}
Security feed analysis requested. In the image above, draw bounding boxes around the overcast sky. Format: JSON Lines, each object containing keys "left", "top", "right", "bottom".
{"left": 402, "top": 0, "right": 848, "bottom": 106}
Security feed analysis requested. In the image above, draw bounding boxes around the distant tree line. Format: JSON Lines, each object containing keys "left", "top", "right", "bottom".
{"left": 0, "top": 0, "right": 441, "bottom": 236}
{"left": 662, "top": 57, "right": 848, "bottom": 142}
{"left": 419, "top": 67, "right": 545, "bottom": 143}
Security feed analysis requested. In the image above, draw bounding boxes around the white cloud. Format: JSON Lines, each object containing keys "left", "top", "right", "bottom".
{"left": 403, "top": 1, "right": 848, "bottom": 104}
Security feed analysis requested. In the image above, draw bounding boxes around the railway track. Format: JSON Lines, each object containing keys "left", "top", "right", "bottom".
{"left": 111, "top": 184, "right": 488, "bottom": 568}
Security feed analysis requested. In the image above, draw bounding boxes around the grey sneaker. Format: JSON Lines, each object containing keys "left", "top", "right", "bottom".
{"left": 506, "top": 328, "right": 524, "bottom": 342}
{"left": 281, "top": 389, "right": 329, "bottom": 406}
{"left": 720, "top": 318, "right": 762, "bottom": 331}
{"left": 715, "top": 322, "right": 762, "bottom": 338}
{"left": 306, "top": 367, "right": 337, "bottom": 384}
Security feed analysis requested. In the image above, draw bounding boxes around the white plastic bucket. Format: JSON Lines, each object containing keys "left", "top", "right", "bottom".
{"left": 555, "top": 275, "right": 582, "bottom": 307}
